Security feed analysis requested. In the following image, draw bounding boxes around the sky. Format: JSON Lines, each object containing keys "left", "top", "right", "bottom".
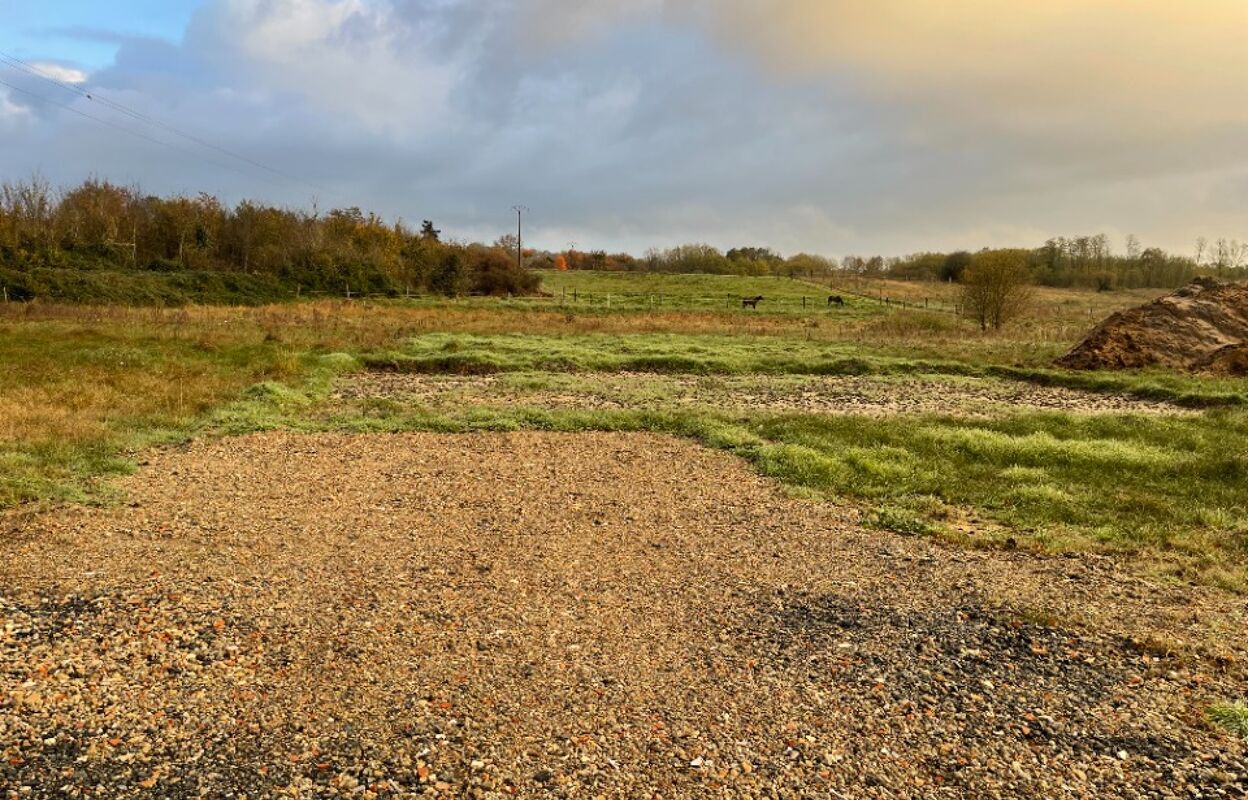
{"left": 3, "top": 0, "right": 1248, "bottom": 257}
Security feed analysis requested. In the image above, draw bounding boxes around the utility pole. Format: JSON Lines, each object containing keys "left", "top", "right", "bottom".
{"left": 512, "top": 205, "right": 529, "bottom": 270}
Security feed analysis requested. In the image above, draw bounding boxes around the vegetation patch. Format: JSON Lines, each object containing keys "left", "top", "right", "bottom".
{"left": 866, "top": 505, "right": 940, "bottom": 537}
{"left": 370, "top": 333, "right": 1248, "bottom": 407}
{"left": 1207, "top": 703, "right": 1248, "bottom": 740}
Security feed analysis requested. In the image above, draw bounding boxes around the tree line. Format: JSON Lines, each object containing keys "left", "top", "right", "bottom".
{"left": 0, "top": 177, "right": 538, "bottom": 300}
{"left": 873, "top": 235, "right": 1244, "bottom": 290}
{"left": 4, "top": 176, "right": 1241, "bottom": 303}
{"left": 532, "top": 244, "right": 837, "bottom": 278}
{"left": 539, "top": 238, "right": 1237, "bottom": 291}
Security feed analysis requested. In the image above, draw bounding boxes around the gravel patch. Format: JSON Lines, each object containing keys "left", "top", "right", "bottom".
{"left": 333, "top": 372, "right": 1193, "bottom": 417}
{"left": 2, "top": 431, "right": 1245, "bottom": 798}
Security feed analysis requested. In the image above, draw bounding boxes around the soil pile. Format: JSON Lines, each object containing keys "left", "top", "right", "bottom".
{"left": 1057, "top": 278, "right": 1248, "bottom": 373}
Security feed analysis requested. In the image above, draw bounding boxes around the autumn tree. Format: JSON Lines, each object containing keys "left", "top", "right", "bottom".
{"left": 961, "top": 250, "right": 1034, "bottom": 331}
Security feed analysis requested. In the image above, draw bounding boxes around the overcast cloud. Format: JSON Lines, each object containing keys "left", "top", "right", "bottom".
{"left": 3, "top": 0, "right": 1248, "bottom": 256}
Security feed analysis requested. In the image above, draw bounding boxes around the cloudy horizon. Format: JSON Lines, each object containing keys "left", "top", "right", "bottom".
{"left": 3, "top": 0, "right": 1248, "bottom": 259}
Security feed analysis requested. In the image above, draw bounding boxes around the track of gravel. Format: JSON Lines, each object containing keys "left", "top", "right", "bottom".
{"left": 2, "top": 432, "right": 1246, "bottom": 799}
{"left": 333, "top": 372, "right": 1193, "bottom": 417}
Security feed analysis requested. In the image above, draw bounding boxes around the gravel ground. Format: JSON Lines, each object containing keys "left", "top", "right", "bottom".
{"left": 2, "top": 431, "right": 1245, "bottom": 799}
{"left": 332, "top": 372, "right": 1193, "bottom": 417}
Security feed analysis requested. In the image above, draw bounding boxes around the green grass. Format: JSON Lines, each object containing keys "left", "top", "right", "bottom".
{"left": 532, "top": 270, "right": 873, "bottom": 315}
{"left": 364, "top": 331, "right": 973, "bottom": 376}
{"left": 1208, "top": 702, "right": 1248, "bottom": 739}
{"left": 365, "top": 332, "right": 1248, "bottom": 407}
{"left": 742, "top": 411, "right": 1248, "bottom": 569}
{"left": 0, "top": 265, "right": 296, "bottom": 306}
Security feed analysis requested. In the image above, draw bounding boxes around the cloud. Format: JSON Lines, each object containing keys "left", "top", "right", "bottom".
{"left": 176, "top": 0, "right": 468, "bottom": 138}
{"left": 0, "top": 90, "right": 32, "bottom": 130}
{"left": 4, "top": 0, "right": 1248, "bottom": 256}
{"left": 530, "top": 1, "right": 1248, "bottom": 133}
{"left": 27, "top": 62, "right": 89, "bottom": 85}
{"left": 693, "top": 2, "right": 1248, "bottom": 138}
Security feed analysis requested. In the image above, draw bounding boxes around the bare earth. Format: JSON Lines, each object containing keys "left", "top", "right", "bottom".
{"left": 333, "top": 373, "right": 1193, "bottom": 417}
{"left": 2, "top": 432, "right": 1246, "bottom": 799}
{"left": 1058, "top": 278, "right": 1248, "bottom": 374}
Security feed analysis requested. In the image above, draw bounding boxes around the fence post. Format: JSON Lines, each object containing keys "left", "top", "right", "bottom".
{"left": 802, "top": 296, "right": 807, "bottom": 308}
{"left": 2, "top": 286, "right": 7, "bottom": 304}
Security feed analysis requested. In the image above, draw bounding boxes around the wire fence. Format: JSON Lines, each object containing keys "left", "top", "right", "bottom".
{"left": 296, "top": 283, "right": 966, "bottom": 313}
{"left": 0, "top": 280, "right": 1107, "bottom": 323}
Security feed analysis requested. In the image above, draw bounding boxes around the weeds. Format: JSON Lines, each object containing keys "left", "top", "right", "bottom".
{"left": 1207, "top": 703, "right": 1248, "bottom": 739}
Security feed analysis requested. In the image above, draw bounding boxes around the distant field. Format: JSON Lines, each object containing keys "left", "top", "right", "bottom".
{"left": 829, "top": 274, "right": 1165, "bottom": 312}
{"left": 530, "top": 270, "right": 878, "bottom": 315}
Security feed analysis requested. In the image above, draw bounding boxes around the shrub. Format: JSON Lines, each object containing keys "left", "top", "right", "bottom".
{"left": 961, "top": 250, "right": 1034, "bottom": 331}
{"left": 471, "top": 248, "right": 540, "bottom": 296}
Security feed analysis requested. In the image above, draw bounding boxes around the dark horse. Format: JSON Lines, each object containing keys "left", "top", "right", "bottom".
{"left": 828, "top": 295, "right": 845, "bottom": 307}
{"left": 742, "top": 295, "right": 764, "bottom": 309}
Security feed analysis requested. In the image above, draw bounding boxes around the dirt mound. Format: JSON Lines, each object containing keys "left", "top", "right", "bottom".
{"left": 1057, "top": 278, "right": 1248, "bottom": 372}
{"left": 1192, "top": 343, "right": 1248, "bottom": 376}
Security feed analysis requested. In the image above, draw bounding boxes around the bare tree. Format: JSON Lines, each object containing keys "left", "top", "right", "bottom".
{"left": 1125, "top": 234, "right": 1141, "bottom": 260}
{"left": 961, "top": 250, "right": 1034, "bottom": 331}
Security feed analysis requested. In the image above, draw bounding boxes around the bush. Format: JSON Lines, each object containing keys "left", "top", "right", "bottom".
{"left": 961, "top": 251, "right": 1034, "bottom": 331}
{"left": 471, "top": 248, "right": 540, "bottom": 296}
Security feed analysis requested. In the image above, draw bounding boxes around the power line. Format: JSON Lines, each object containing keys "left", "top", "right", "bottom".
{"left": 0, "top": 76, "right": 298, "bottom": 187}
{"left": 0, "top": 49, "right": 327, "bottom": 196}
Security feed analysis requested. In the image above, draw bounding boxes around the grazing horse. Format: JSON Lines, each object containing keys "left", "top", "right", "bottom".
{"left": 742, "top": 295, "right": 764, "bottom": 309}
{"left": 828, "top": 295, "right": 845, "bottom": 307}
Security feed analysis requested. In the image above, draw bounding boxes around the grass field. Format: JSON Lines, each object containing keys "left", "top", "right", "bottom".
{"left": 3, "top": 271, "right": 1247, "bottom": 590}
{"left": 533, "top": 270, "right": 872, "bottom": 314}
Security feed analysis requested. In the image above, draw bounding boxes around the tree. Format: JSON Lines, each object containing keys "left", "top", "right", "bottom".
{"left": 430, "top": 251, "right": 469, "bottom": 296}
{"left": 1125, "top": 234, "right": 1141, "bottom": 260}
{"left": 940, "top": 251, "right": 973, "bottom": 283}
{"left": 961, "top": 250, "right": 1034, "bottom": 331}
{"left": 420, "top": 220, "right": 440, "bottom": 241}
{"left": 785, "top": 252, "right": 834, "bottom": 278}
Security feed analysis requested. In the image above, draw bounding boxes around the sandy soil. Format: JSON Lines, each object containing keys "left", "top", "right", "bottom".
{"left": 2, "top": 432, "right": 1245, "bottom": 798}
{"left": 1059, "top": 278, "right": 1248, "bottom": 373}
{"left": 333, "top": 372, "right": 1194, "bottom": 418}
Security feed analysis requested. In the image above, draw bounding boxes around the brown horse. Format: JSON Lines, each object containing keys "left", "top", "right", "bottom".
{"left": 828, "top": 295, "right": 845, "bottom": 307}
{"left": 742, "top": 295, "right": 764, "bottom": 309}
